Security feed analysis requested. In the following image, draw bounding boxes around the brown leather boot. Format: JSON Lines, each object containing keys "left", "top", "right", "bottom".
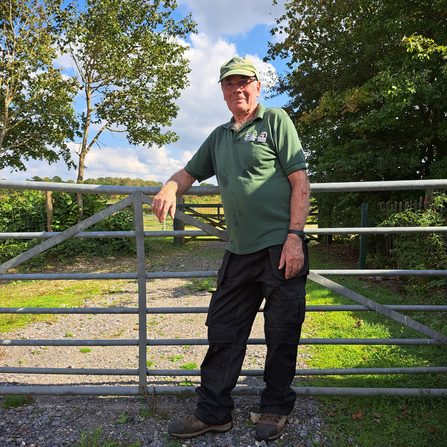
{"left": 255, "top": 413, "right": 288, "bottom": 441}
{"left": 168, "top": 414, "right": 232, "bottom": 438}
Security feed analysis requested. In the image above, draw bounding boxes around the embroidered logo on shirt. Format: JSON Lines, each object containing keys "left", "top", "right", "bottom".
{"left": 244, "top": 132, "right": 257, "bottom": 142}
{"left": 244, "top": 131, "right": 268, "bottom": 143}
{"left": 257, "top": 132, "right": 267, "bottom": 143}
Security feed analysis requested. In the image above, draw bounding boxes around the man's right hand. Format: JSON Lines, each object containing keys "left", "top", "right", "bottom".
{"left": 151, "top": 169, "right": 196, "bottom": 223}
{"left": 151, "top": 182, "right": 178, "bottom": 223}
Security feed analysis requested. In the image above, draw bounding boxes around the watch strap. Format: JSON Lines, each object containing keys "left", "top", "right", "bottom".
{"left": 288, "top": 229, "right": 306, "bottom": 240}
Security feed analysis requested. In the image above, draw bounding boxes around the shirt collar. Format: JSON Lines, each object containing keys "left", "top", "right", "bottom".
{"left": 222, "top": 103, "right": 266, "bottom": 130}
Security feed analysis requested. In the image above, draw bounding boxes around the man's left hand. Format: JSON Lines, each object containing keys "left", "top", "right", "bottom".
{"left": 278, "top": 234, "right": 305, "bottom": 279}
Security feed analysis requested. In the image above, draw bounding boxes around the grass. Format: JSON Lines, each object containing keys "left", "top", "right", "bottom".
{"left": 79, "top": 348, "right": 92, "bottom": 354}
{"left": 320, "top": 394, "right": 447, "bottom": 447}
{"left": 304, "top": 245, "right": 447, "bottom": 389}
{"left": 303, "top": 243, "right": 447, "bottom": 447}
{"left": 114, "top": 412, "right": 130, "bottom": 425}
{"left": 2, "top": 395, "right": 33, "bottom": 408}
{"left": 168, "top": 355, "right": 184, "bottom": 362}
{"left": 183, "top": 277, "right": 216, "bottom": 292}
{"left": 76, "top": 426, "right": 139, "bottom": 447}
{"left": 180, "top": 362, "right": 198, "bottom": 370}
{"left": 0, "top": 279, "right": 128, "bottom": 333}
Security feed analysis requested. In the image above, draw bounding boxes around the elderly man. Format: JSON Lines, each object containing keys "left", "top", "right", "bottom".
{"left": 151, "top": 56, "right": 310, "bottom": 442}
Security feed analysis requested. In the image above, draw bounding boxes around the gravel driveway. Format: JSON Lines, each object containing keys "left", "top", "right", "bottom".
{"left": 0, "top": 242, "right": 333, "bottom": 447}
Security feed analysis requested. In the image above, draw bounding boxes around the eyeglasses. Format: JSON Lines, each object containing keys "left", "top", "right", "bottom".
{"left": 221, "top": 77, "right": 257, "bottom": 91}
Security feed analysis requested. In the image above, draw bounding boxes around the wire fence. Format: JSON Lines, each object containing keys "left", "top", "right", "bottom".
{"left": 0, "top": 204, "right": 171, "bottom": 233}
{"left": 0, "top": 206, "right": 47, "bottom": 233}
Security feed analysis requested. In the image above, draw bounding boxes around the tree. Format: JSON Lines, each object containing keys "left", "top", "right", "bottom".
{"left": 266, "top": 0, "right": 447, "bottom": 228}
{"left": 0, "top": 0, "right": 79, "bottom": 172}
{"left": 59, "top": 0, "right": 196, "bottom": 213}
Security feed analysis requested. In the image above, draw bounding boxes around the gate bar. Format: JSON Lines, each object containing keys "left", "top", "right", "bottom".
{"left": 1, "top": 366, "right": 446, "bottom": 376}
{"left": 2, "top": 178, "right": 447, "bottom": 195}
{"left": 309, "top": 272, "right": 447, "bottom": 344}
{"left": 2, "top": 226, "right": 447, "bottom": 241}
{"left": 0, "top": 338, "right": 442, "bottom": 347}
{"left": 0, "top": 385, "right": 444, "bottom": 397}
{"left": 3, "top": 268, "right": 447, "bottom": 282}
{"left": 1, "top": 305, "right": 446, "bottom": 314}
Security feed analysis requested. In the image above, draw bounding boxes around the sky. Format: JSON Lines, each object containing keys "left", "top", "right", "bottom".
{"left": 0, "top": 0, "right": 291, "bottom": 185}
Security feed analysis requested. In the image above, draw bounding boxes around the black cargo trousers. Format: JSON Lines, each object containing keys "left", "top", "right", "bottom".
{"left": 194, "top": 242, "right": 309, "bottom": 426}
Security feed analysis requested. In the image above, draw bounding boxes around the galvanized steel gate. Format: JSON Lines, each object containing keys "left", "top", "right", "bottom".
{"left": 0, "top": 179, "right": 446, "bottom": 398}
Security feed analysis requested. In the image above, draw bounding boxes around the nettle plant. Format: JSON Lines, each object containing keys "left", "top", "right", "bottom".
{"left": 380, "top": 192, "right": 447, "bottom": 274}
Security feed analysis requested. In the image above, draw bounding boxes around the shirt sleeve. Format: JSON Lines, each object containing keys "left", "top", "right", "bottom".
{"left": 274, "top": 109, "right": 307, "bottom": 177}
{"left": 184, "top": 135, "right": 216, "bottom": 183}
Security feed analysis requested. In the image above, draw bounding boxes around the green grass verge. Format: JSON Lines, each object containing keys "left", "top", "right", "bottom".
{"left": 303, "top": 243, "right": 447, "bottom": 447}
{"left": 0, "top": 280, "right": 127, "bottom": 333}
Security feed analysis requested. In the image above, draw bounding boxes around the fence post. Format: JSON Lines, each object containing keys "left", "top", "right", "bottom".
{"left": 45, "top": 191, "right": 53, "bottom": 232}
{"left": 359, "top": 203, "right": 368, "bottom": 269}
{"left": 173, "top": 196, "right": 185, "bottom": 246}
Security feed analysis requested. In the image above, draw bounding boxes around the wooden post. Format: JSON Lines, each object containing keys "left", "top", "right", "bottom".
{"left": 45, "top": 191, "right": 53, "bottom": 232}
{"left": 173, "top": 196, "right": 185, "bottom": 246}
{"left": 359, "top": 203, "right": 368, "bottom": 269}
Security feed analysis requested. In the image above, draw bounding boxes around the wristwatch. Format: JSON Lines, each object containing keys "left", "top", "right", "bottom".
{"left": 288, "top": 230, "right": 306, "bottom": 240}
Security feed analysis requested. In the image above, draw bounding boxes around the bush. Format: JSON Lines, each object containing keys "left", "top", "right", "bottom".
{"left": 51, "top": 192, "right": 108, "bottom": 231}
{"left": 0, "top": 190, "right": 136, "bottom": 266}
{"left": 379, "top": 192, "right": 447, "bottom": 288}
{"left": 0, "top": 189, "right": 46, "bottom": 232}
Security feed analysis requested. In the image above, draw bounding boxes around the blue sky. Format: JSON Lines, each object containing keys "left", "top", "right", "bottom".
{"left": 0, "top": 0, "right": 291, "bottom": 185}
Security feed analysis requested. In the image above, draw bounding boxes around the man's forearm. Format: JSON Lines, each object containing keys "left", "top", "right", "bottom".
{"left": 288, "top": 169, "right": 310, "bottom": 232}
{"left": 164, "top": 169, "right": 196, "bottom": 195}
{"left": 279, "top": 169, "right": 310, "bottom": 279}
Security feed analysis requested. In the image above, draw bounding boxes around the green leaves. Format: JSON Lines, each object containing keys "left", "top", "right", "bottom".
{"left": 380, "top": 192, "right": 447, "bottom": 274}
{"left": 60, "top": 0, "right": 197, "bottom": 182}
{"left": 0, "top": 0, "right": 79, "bottom": 171}
{"left": 266, "top": 0, "right": 447, "bottom": 230}
{"left": 1, "top": 0, "right": 197, "bottom": 182}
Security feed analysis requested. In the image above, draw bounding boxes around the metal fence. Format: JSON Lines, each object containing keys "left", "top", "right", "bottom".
{"left": 0, "top": 179, "right": 446, "bottom": 398}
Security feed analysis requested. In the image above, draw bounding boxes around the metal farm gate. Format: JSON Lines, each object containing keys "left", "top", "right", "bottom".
{"left": 0, "top": 179, "right": 446, "bottom": 398}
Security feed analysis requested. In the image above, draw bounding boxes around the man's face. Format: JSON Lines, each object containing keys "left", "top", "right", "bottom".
{"left": 221, "top": 75, "right": 261, "bottom": 118}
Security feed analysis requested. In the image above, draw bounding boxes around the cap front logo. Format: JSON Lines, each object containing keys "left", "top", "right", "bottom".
{"left": 227, "top": 60, "right": 245, "bottom": 67}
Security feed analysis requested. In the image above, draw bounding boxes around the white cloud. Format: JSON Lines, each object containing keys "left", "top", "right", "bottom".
{"left": 54, "top": 50, "right": 76, "bottom": 72}
{"left": 79, "top": 145, "right": 184, "bottom": 182}
{"left": 0, "top": 158, "right": 78, "bottom": 182}
{"left": 168, "top": 33, "right": 277, "bottom": 157}
{"left": 178, "top": 0, "right": 285, "bottom": 39}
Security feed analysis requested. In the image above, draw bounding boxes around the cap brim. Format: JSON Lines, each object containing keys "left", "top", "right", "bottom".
{"left": 219, "top": 68, "right": 258, "bottom": 82}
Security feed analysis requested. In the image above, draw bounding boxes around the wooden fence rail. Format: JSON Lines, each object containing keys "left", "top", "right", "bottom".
{"left": 376, "top": 194, "right": 445, "bottom": 258}
{"left": 377, "top": 194, "right": 444, "bottom": 216}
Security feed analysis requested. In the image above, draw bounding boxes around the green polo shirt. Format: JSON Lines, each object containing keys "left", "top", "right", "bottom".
{"left": 185, "top": 103, "right": 306, "bottom": 254}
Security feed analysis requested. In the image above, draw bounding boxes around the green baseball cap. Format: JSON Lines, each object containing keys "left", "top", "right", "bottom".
{"left": 219, "top": 57, "right": 259, "bottom": 82}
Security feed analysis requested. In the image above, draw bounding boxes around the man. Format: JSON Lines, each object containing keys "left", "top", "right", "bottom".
{"left": 151, "top": 56, "right": 310, "bottom": 442}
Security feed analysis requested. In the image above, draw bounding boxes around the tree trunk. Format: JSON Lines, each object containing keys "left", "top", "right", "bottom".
{"left": 76, "top": 151, "right": 86, "bottom": 222}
